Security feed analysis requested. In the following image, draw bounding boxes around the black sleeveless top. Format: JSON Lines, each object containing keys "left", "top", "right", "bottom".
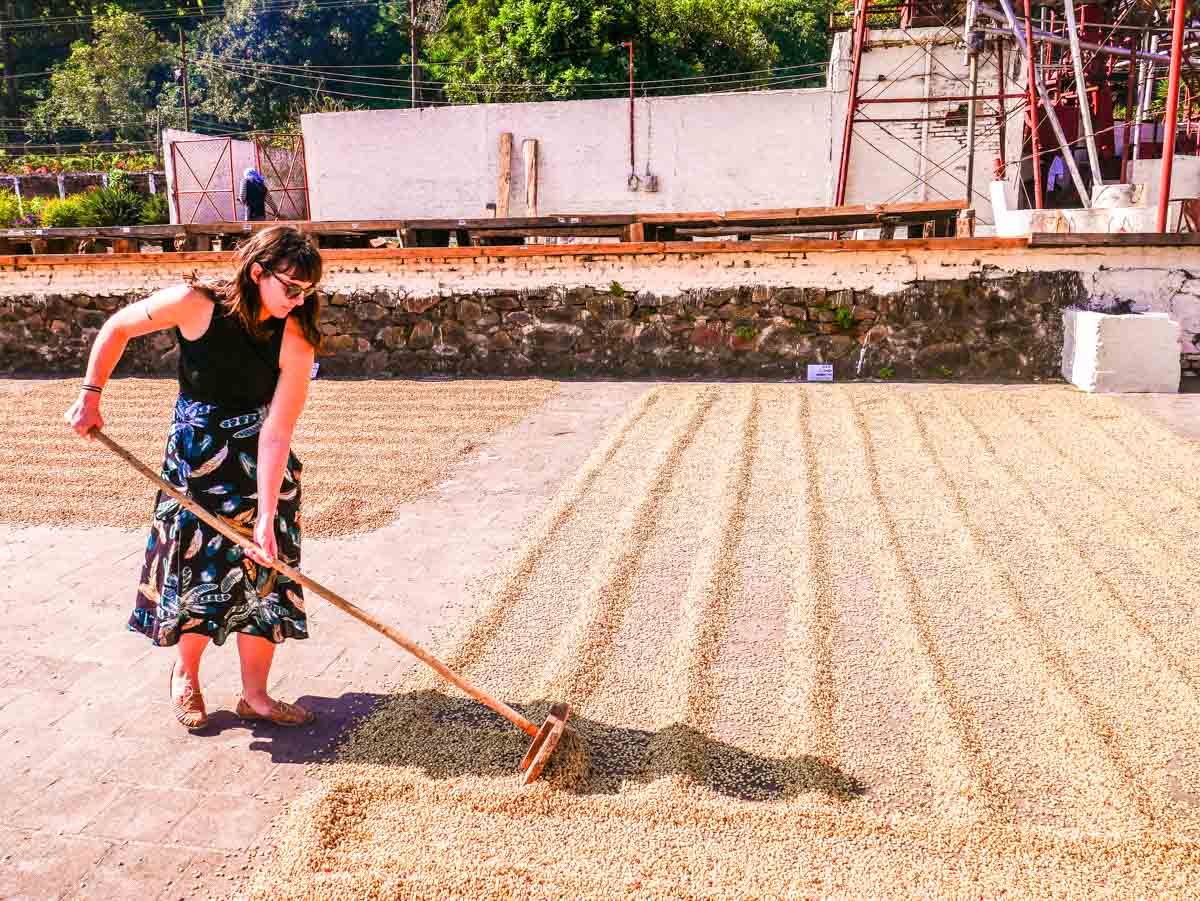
{"left": 178, "top": 298, "right": 286, "bottom": 409}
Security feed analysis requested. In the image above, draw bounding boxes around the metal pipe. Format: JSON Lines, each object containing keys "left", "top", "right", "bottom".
{"left": 859, "top": 92, "right": 1025, "bottom": 104}
{"left": 1019, "top": 0, "right": 1043, "bottom": 207}
{"left": 835, "top": 0, "right": 869, "bottom": 206}
{"left": 917, "top": 39, "right": 934, "bottom": 202}
{"left": 966, "top": 53, "right": 980, "bottom": 204}
{"left": 1000, "top": 0, "right": 1091, "bottom": 208}
{"left": 976, "top": 6, "right": 1194, "bottom": 66}
{"left": 997, "top": 41, "right": 1008, "bottom": 167}
{"left": 1134, "top": 36, "right": 1160, "bottom": 164}
{"left": 1064, "top": 0, "right": 1101, "bottom": 194}
{"left": 1158, "top": 0, "right": 1187, "bottom": 233}
{"left": 1122, "top": 40, "right": 1137, "bottom": 182}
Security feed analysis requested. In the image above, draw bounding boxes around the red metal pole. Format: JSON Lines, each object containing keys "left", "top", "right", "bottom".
{"left": 835, "top": 0, "right": 868, "bottom": 206}
{"left": 169, "top": 142, "right": 182, "bottom": 224}
{"left": 1158, "top": 0, "right": 1187, "bottom": 233}
{"left": 298, "top": 135, "right": 311, "bottom": 220}
{"left": 228, "top": 139, "right": 237, "bottom": 222}
{"left": 1022, "top": 0, "right": 1044, "bottom": 208}
{"left": 997, "top": 42, "right": 1008, "bottom": 167}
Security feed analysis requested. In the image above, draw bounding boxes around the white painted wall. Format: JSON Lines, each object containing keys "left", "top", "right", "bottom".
{"left": 299, "top": 26, "right": 1018, "bottom": 226}
{"left": 1129, "top": 156, "right": 1200, "bottom": 206}
{"left": 302, "top": 88, "right": 835, "bottom": 220}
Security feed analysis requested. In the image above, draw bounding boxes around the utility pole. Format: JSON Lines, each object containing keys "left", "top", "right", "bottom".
{"left": 621, "top": 41, "right": 634, "bottom": 175}
{"left": 178, "top": 26, "right": 190, "bottom": 132}
{"left": 1, "top": 0, "right": 16, "bottom": 120}
{"left": 410, "top": 0, "right": 419, "bottom": 108}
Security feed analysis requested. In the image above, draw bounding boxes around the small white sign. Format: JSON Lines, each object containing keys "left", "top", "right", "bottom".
{"left": 310, "top": 362, "right": 320, "bottom": 380}
{"left": 807, "top": 363, "right": 834, "bottom": 382}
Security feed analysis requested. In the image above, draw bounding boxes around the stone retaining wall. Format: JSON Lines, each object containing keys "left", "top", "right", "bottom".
{"left": 2, "top": 240, "right": 1196, "bottom": 381}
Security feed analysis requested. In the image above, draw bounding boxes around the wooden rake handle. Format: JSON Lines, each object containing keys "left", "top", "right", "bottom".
{"left": 93, "top": 429, "right": 540, "bottom": 738}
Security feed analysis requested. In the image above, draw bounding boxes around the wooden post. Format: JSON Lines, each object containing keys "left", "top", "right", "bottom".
{"left": 523, "top": 139, "right": 538, "bottom": 217}
{"left": 623, "top": 222, "right": 645, "bottom": 243}
{"left": 497, "top": 133, "right": 513, "bottom": 218}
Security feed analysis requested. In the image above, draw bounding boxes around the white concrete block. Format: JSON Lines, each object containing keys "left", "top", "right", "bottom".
{"left": 1062, "top": 309, "right": 1180, "bottom": 394}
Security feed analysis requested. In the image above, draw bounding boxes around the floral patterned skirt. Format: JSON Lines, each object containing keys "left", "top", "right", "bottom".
{"left": 129, "top": 395, "right": 308, "bottom": 647}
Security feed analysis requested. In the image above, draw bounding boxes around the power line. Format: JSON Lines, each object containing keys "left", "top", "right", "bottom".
{"left": 197, "top": 55, "right": 826, "bottom": 106}
{"left": 2, "top": 0, "right": 381, "bottom": 30}
{"left": 191, "top": 53, "right": 829, "bottom": 90}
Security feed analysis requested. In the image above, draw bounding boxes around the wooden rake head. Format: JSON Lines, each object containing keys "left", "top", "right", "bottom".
{"left": 519, "top": 702, "right": 572, "bottom": 784}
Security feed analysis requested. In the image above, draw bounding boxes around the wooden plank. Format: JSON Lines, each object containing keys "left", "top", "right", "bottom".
{"left": 0, "top": 236, "right": 1036, "bottom": 268}
{"left": 184, "top": 214, "right": 637, "bottom": 234}
{"left": 470, "top": 227, "right": 623, "bottom": 238}
{"left": 523, "top": 139, "right": 538, "bottom": 217}
{"left": 677, "top": 225, "right": 840, "bottom": 237}
{"left": 636, "top": 200, "right": 967, "bottom": 226}
{"left": 0, "top": 225, "right": 182, "bottom": 240}
{"left": 1029, "top": 232, "right": 1200, "bottom": 247}
{"left": 497, "top": 133, "right": 513, "bottom": 219}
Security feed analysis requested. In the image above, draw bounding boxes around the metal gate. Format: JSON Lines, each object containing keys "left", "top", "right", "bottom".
{"left": 171, "top": 137, "right": 238, "bottom": 224}
{"left": 170, "top": 133, "right": 310, "bottom": 224}
{"left": 254, "top": 134, "right": 309, "bottom": 220}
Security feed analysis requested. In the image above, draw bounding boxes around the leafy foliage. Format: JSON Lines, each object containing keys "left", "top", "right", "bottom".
{"left": 428, "top": 0, "right": 828, "bottom": 103}
{"left": 12, "top": 0, "right": 832, "bottom": 146}
{"left": 39, "top": 194, "right": 88, "bottom": 228}
{"left": 75, "top": 173, "right": 144, "bottom": 226}
{"left": 139, "top": 191, "right": 171, "bottom": 225}
{"left": 0, "top": 191, "right": 24, "bottom": 227}
{"left": 181, "top": 0, "right": 412, "bottom": 131}
{"left": 0, "top": 149, "right": 159, "bottom": 175}
{"left": 30, "top": 9, "right": 173, "bottom": 142}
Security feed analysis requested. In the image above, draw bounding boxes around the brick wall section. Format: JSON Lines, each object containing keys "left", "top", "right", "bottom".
{"left": 2, "top": 239, "right": 1196, "bottom": 380}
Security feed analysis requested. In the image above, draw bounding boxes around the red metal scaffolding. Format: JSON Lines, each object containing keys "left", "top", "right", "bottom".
{"left": 834, "top": 0, "right": 1200, "bottom": 232}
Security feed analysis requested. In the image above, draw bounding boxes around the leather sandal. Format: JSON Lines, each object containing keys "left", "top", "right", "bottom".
{"left": 169, "top": 661, "right": 208, "bottom": 730}
{"left": 235, "top": 696, "right": 316, "bottom": 727}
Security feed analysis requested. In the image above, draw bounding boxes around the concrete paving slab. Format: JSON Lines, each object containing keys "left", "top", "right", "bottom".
{"left": 74, "top": 843, "right": 196, "bottom": 901}
{"left": 0, "top": 833, "right": 113, "bottom": 901}
{"left": 0, "top": 380, "right": 647, "bottom": 900}
{"left": 81, "top": 786, "right": 205, "bottom": 844}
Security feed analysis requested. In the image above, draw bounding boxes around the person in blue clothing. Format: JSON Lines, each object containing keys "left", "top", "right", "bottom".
{"left": 240, "top": 168, "right": 280, "bottom": 221}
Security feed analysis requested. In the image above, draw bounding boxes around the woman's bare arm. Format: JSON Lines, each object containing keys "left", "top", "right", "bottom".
{"left": 250, "top": 317, "right": 315, "bottom": 564}
{"left": 65, "top": 285, "right": 214, "bottom": 439}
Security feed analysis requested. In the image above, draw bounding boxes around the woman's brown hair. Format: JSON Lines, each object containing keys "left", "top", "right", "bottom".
{"left": 211, "top": 225, "right": 324, "bottom": 350}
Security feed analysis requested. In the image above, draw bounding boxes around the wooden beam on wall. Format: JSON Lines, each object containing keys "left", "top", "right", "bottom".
{"left": 523, "top": 139, "right": 538, "bottom": 217}
{"left": 497, "top": 132, "right": 513, "bottom": 218}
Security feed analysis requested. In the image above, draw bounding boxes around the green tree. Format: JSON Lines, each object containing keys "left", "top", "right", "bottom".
{"left": 30, "top": 7, "right": 172, "bottom": 141}
{"left": 427, "top": 0, "right": 829, "bottom": 103}
{"left": 180, "top": 0, "right": 412, "bottom": 132}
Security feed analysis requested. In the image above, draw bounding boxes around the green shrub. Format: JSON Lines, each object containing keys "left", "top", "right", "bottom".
{"left": 0, "top": 190, "right": 23, "bottom": 226}
{"left": 76, "top": 179, "right": 143, "bottom": 227}
{"left": 40, "top": 195, "right": 87, "bottom": 228}
{"left": 139, "top": 191, "right": 170, "bottom": 225}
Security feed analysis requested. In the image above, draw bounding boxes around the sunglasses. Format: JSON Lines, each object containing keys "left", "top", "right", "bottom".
{"left": 260, "top": 264, "right": 316, "bottom": 300}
